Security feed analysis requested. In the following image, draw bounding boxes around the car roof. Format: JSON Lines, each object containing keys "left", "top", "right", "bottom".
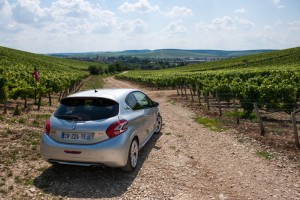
{"left": 66, "top": 88, "right": 139, "bottom": 102}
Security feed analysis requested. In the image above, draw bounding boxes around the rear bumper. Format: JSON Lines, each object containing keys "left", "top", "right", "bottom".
{"left": 40, "top": 132, "right": 131, "bottom": 168}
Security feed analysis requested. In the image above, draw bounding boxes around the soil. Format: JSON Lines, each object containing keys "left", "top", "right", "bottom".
{"left": 1, "top": 76, "right": 300, "bottom": 199}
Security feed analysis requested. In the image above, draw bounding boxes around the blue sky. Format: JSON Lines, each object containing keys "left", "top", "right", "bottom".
{"left": 0, "top": 0, "right": 300, "bottom": 53}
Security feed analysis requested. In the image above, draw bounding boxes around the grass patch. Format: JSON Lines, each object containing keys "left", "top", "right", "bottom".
{"left": 32, "top": 120, "right": 40, "bottom": 127}
{"left": 0, "top": 181, "right": 5, "bottom": 187}
{"left": 14, "top": 176, "right": 33, "bottom": 186}
{"left": 0, "top": 188, "right": 7, "bottom": 194}
{"left": 170, "top": 145, "right": 176, "bottom": 150}
{"left": 224, "top": 111, "right": 257, "bottom": 121}
{"left": 80, "top": 75, "right": 106, "bottom": 91}
{"left": 167, "top": 99, "right": 176, "bottom": 105}
{"left": 7, "top": 171, "right": 13, "bottom": 177}
{"left": 268, "top": 128, "right": 285, "bottom": 135}
{"left": 13, "top": 105, "right": 21, "bottom": 116}
{"left": 194, "top": 116, "right": 225, "bottom": 132}
{"left": 256, "top": 150, "right": 273, "bottom": 160}
{"left": 18, "top": 118, "right": 26, "bottom": 124}
{"left": 237, "top": 135, "right": 250, "bottom": 143}
{"left": 35, "top": 114, "right": 51, "bottom": 119}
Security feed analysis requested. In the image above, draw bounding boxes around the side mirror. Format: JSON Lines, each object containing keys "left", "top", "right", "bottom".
{"left": 152, "top": 101, "right": 159, "bottom": 107}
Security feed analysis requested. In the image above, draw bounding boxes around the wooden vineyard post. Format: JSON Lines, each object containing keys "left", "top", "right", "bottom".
{"left": 205, "top": 93, "right": 210, "bottom": 111}
{"left": 48, "top": 92, "right": 52, "bottom": 106}
{"left": 233, "top": 98, "right": 239, "bottom": 124}
{"left": 180, "top": 86, "right": 184, "bottom": 98}
{"left": 3, "top": 100, "right": 7, "bottom": 114}
{"left": 216, "top": 89, "right": 222, "bottom": 116}
{"left": 176, "top": 85, "right": 180, "bottom": 95}
{"left": 184, "top": 85, "right": 188, "bottom": 100}
{"left": 37, "top": 94, "right": 42, "bottom": 111}
{"left": 254, "top": 103, "right": 265, "bottom": 136}
{"left": 58, "top": 90, "right": 63, "bottom": 101}
{"left": 189, "top": 85, "right": 194, "bottom": 102}
{"left": 291, "top": 111, "right": 300, "bottom": 149}
{"left": 197, "top": 90, "right": 202, "bottom": 108}
{"left": 24, "top": 97, "right": 27, "bottom": 109}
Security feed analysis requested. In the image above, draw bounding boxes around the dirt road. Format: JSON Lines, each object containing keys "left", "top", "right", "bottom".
{"left": 101, "top": 77, "right": 300, "bottom": 199}
{"left": 6, "top": 76, "right": 298, "bottom": 200}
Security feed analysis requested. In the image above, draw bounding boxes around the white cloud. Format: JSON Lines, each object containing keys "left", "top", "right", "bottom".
{"left": 92, "top": 21, "right": 114, "bottom": 33}
{"left": 212, "top": 16, "right": 235, "bottom": 30}
{"left": 197, "top": 17, "right": 234, "bottom": 31}
{"left": 50, "top": 0, "right": 92, "bottom": 18}
{"left": 118, "top": 0, "right": 159, "bottom": 13}
{"left": 0, "top": 0, "right": 121, "bottom": 52}
{"left": 235, "top": 17, "right": 255, "bottom": 30}
{"left": 166, "top": 6, "right": 193, "bottom": 18}
{"left": 264, "top": 25, "right": 273, "bottom": 30}
{"left": 166, "top": 20, "right": 187, "bottom": 34}
{"left": 6, "top": 0, "right": 117, "bottom": 34}
{"left": 0, "top": 0, "right": 15, "bottom": 31}
{"left": 49, "top": 1, "right": 117, "bottom": 34}
{"left": 288, "top": 20, "right": 300, "bottom": 31}
{"left": 197, "top": 16, "right": 255, "bottom": 32}
{"left": 273, "top": 0, "right": 286, "bottom": 8}
{"left": 119, "top": 19, "right": 148, "bottom": 34}
{"left": 11, "top": 0, "right": 49, "bottom": 25}
{"left": 0, "top": 0, "right": 299, "bottom": 53}
{"left": 235, "top": 8, "right": 247, "bottom": 13}
{"left": 0, "top": 0, "right": 9, "bottom": 11}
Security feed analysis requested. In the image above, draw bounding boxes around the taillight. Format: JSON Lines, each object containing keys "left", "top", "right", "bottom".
{"left": 106, "top": 120, "right": 128, "bottom": 138}
{"left": 45, "top": 119, "right": 50, "bottom": 135}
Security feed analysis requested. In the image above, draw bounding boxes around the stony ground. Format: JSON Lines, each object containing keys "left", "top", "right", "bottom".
{"left": 0, "top": 76, "right": 300, "bottom": 199}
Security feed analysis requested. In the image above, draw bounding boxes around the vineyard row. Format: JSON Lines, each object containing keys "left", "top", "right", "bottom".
{"left": 116, "top": 68, "right": 300, "bottom": 115}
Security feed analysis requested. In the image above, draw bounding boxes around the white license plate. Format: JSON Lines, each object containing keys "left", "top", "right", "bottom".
{"left": 61, "top": 132, "right": 92, "bottom": 141}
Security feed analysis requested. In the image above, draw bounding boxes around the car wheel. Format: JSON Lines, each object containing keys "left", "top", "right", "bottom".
{"left": 122, "top": 138, "right": 139, "bottom": 171}
{"left": 154, "top": 114, "right": 162, "bottom": 134}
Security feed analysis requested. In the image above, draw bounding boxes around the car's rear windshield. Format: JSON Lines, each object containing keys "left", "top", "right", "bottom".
{"left": 54, "top": 97, "right": 119, "bottom": 121}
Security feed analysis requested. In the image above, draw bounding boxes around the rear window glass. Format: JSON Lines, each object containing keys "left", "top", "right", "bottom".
{"left": 54, "top": 97, "right": 119, "bottom": 121}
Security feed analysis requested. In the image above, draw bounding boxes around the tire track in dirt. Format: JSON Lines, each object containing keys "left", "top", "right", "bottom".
{"left": 104, "top": 77, "right": 300, "bottom": 200}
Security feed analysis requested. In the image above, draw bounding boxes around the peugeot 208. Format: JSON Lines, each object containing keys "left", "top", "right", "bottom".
{"left": 40, "top": 89, "right": 162, "bottom": 171}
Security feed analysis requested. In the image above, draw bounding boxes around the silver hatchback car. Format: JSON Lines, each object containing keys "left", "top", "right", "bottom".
{"left": 40, "top": 88, "right": 162, "bottom": 171}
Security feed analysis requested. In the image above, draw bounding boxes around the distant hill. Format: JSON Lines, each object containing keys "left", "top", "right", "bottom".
{"left": 49, "top": 49, "right": 275, "bottom": 59}
{"left": 170, "top": 46, "right": 300, "bottom": 72}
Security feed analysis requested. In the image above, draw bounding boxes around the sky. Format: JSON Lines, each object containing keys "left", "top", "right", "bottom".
{"left": 0, "top": 0, "right": 300, "bottom": 53}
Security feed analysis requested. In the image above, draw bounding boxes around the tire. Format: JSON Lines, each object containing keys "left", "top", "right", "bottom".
{"left": 122, "top": 138, "right": 139, "bottom": 171}
{"left": 154, "top": 114, "right": 162, "bottom": 134}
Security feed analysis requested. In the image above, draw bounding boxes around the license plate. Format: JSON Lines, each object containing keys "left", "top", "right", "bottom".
{"left": 61, "top": 132, "right": 92, "bottom": 141}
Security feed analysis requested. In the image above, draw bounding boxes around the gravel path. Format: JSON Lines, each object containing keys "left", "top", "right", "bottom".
{"left": 4, "top": 76, "right": 299, "bottom": 200}
{"left": 102, "top": 77, "right": 300, "bottom": 200}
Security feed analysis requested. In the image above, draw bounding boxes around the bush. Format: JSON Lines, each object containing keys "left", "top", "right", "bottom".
{"left": 0, "top": 76, "right": 6, "bottom": 101}
{"left": 88, "top": 65, "right": 103, "bottom": 75}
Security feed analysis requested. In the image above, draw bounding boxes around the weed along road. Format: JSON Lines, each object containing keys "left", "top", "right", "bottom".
{"left": 101, "top": 77, "right": 300, "bottom": 199}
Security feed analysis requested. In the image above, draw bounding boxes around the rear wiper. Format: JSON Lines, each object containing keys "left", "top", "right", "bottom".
{"left": 56, "top": 115, "right": 82, "bottom": 121}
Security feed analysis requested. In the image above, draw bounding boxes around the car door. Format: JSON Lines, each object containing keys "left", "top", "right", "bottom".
{"left": 124, "top": 92, "right": 148, "bottom": 145}
{"left": 132, "top": 92, "right": 156, "bottom": 144}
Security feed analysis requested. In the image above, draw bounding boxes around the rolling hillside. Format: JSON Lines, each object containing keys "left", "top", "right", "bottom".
{"left": 49, "top": 49, "right": 274, "bottom": 59}
{"left": 173, "top": 46, "right": 300, "bottom": 72}
{"left": 0, "top": 46, "right": 107, "bottom": 107}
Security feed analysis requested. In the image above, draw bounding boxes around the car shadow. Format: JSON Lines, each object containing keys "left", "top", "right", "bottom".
{"left": 33, "top": 132, "right": 162, "bottom": 198}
